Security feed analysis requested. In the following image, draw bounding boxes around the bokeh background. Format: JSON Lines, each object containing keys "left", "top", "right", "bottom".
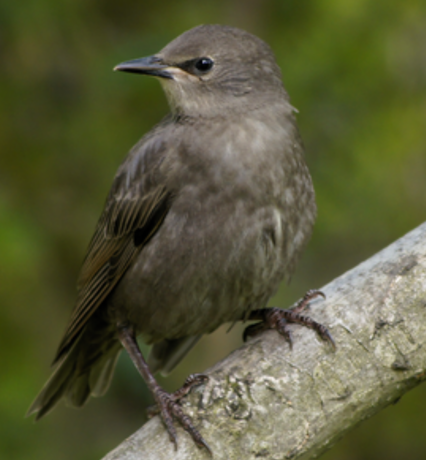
{"left": 1, "top": 0, "right": 426, "bottom": 459}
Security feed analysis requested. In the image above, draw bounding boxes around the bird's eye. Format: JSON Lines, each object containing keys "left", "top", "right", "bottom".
{"left": 177, "top": 57, "right": 215, "bottom": 76}
{"left": 194, "top": 57, "right": 214, "bottom": 73}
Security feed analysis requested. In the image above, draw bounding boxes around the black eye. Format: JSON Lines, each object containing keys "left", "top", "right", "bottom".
{"left": 194, "top": 57, "right": 214, "bottom": 73}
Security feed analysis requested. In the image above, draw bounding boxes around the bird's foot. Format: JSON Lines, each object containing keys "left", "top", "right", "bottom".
{"left": 244, "top": 289, "right": 335, "bottom": 349}
{"left": 147, "top": 374, "right": 211, "bottom": 454}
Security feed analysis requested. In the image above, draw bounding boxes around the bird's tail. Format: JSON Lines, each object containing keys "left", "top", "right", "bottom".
{"left": 148, "top": 335, "right": 201, "bottom": 376}
{"left": 27, "top": 330, "right": 121, "bottom": 420}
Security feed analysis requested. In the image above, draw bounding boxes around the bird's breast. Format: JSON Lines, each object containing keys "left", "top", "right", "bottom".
{"left": 109, "top": 111, "right": 315, "bottom": 342}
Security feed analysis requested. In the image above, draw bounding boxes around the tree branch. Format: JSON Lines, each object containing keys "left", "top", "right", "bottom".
{"left": 101, "top": 222, "right": 426, "bottom": 460}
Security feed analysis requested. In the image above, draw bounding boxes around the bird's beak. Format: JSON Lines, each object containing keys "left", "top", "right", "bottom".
{"left": 113, "top": 55, "right": 173, "bottom": 79}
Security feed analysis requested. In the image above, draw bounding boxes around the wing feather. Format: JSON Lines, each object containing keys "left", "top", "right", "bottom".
{"left": 53, "top": 132, "right": 172, "bottom": 364}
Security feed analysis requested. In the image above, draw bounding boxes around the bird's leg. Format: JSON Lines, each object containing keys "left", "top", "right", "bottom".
{"left": 243, "top": 289, "right": 335, "bottom": 348}
{"left": 116, "top": 324, "right": 211, "bottom": 454}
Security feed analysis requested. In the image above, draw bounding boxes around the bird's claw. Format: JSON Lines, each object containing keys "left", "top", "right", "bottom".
{"left": 147, "top": 374, "right": 211, "bottom": 455}
{"left": 244, "top": 289, "right": 335, "bottom": 349}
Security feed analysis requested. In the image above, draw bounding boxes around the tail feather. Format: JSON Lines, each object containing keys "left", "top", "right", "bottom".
{"left": 28, "top": 366, "right": 70, "bottom": 420}
{"left": 90, "top": 349, "right": 121, "bottom": 397}
{"left": 66, "top": 373, "right": 91, "bottom": 407}
{"left": 148, "top": 335, "right": 201, "bottom": 376}
{"left": 27, "top": 335, "right": 121, "bottom": 420}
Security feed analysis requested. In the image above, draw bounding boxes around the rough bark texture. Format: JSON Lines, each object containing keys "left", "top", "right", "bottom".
{"left": 101, "top": 222, "right": 426, "bottom": 460}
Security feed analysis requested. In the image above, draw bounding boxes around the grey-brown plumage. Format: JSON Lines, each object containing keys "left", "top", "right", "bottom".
{"left": 28, "top": 25, "right": 331, "bottom": 451}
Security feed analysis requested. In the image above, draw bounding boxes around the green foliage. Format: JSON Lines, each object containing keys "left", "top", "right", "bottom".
{"left": 1, "top": 1, "right": 426, "bottom": 459}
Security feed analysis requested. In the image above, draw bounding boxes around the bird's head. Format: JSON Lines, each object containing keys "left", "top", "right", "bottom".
{"left": 114, "top": 25, "right": 287, "bottom": 118}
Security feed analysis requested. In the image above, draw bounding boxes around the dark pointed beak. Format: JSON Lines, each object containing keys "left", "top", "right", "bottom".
{"left": 113, "top": 55, "right": 173, "bottom": 79}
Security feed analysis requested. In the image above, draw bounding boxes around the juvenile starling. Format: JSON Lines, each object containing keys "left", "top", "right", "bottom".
{"left": 28, "top": 24, "right": 333, "bottom": 452}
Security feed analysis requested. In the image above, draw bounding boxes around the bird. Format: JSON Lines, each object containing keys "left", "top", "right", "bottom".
{"left": 27, "top": 24, "right": 333, "bottom": 452}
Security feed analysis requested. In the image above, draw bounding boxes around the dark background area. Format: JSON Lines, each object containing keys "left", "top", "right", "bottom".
{"left": 1, "top": 0, "right": 426, "bottom": 459}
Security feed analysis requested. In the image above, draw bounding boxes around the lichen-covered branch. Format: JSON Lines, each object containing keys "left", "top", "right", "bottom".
{"left": 102, "top": 222, "right": 426, "bottom": 460}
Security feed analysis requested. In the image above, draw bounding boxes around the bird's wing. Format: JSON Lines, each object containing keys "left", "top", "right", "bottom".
{"left": 53, "top": 132, "right": 172, "bottom": 364}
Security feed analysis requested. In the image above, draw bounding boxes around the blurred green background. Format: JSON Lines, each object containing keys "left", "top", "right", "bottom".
{"left": 1, "top": 0, "right": 426, "bottom": 459}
